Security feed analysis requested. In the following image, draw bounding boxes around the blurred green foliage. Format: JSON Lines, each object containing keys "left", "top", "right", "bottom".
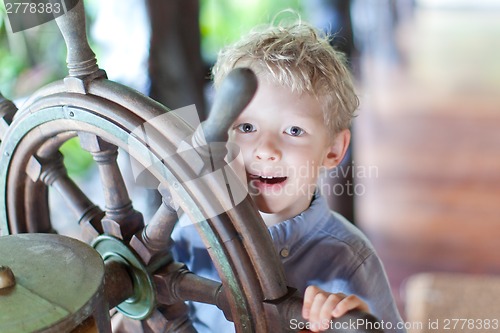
{"left": 0, "top": 1, "right": 99, "bottom": 177}
{"left": 1, "top": 0, "right": 307, "bottom": 96}
{"left": 0, "top": 7, "right": 66, "bottom": 99}
{"left": 59, "top": 137, "right": 94, "bottom": 178}
{"left": 0, "top": 1, "right": 100, "bottom": 100}
{"left": 200, "top": 0, "right": 306, "bottom": 62}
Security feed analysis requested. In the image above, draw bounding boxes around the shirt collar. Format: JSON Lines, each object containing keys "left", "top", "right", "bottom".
{"left": 267, "top": 192, "right": 331, "bottom": 258}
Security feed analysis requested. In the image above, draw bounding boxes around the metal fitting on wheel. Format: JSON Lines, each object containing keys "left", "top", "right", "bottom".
{"left": 92, "top": 235, "right": 157, "bottom": 320}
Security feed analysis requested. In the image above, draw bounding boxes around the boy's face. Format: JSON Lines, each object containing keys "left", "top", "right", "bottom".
{"left": 228, "top": 78, "right": 348, "bottom": 225}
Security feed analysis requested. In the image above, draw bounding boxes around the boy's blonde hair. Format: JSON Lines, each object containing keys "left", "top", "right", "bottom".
{"left": 212, "top": 22, "right": 359, "bottom": 138}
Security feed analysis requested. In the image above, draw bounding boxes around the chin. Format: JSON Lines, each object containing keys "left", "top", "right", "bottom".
{"left": 257, "top": 206, "right": 274, "bottom": 214}
{"left": 255, "top": 202, "right": 273, "bottom": 214}
{"left": 251, "top": 195, "right": 276, "bottom": 214}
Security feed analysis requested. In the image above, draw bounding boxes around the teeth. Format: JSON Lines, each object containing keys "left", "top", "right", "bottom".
{"left": 248, "top": 173, "right": 285, "bottom": 179}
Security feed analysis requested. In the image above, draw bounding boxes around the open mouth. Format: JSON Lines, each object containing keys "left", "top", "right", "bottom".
{"left": 248, "top": 174, "right": 288, "bottom": 185}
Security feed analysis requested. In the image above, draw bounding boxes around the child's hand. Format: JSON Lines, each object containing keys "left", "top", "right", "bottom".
{"left": 302, "top": 285, "right": 369, "bottom": 332}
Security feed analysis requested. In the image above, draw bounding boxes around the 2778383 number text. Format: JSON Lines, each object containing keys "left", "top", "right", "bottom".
{"left": 443, "top": 318, "right": 499, "bottom": 330}
{"left": 5, "top": 2, "right": 61, "bottom": 14}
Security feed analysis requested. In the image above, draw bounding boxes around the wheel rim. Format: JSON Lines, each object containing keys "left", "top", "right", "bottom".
{"left": 0, "top": 82, "right": 274, "bottom": 332}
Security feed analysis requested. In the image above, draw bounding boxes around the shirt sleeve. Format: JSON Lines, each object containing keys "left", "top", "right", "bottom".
{"left": 342, "top": 252, "right": 406, "bottom": 333}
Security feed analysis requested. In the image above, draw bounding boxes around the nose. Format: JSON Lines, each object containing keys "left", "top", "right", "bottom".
{"left": 254, "top": 136, "right": 281, "bottom": 161}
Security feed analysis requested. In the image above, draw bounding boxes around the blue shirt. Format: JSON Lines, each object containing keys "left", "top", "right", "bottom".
{"left": 172, "top": 194, "right": 405, "bottom": 332}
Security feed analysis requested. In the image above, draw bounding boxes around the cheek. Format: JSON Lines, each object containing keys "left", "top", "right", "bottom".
{"left": 288, "top": 144, "right": 326, "bottom": 163}
{"left": 232, "top": 137, "right": 253, "bottom": 157}
{"left": 229, "top": 134, "right": 250, "bottom": 152}
{"left": 231, "top": 142, "right": 254, "bottom": 172}
{"left": 285, "top": 150, "right": 327, "bottom": 178}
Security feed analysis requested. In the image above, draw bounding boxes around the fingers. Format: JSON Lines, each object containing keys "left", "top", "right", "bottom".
{"left": 303, "top": 286, "right": 344, "bottom": 332}
{"left": 310, "top": 293, "right": 346, "bottom": 332}
{"left": 302, "top": 286, "right": 370, "bottom": 332}
{"left": 302, "top": 285, "right": 320, "bottom": 319}
{"left": 321, "top": 293, "right": 346, "bottom": 319}
{"left": 332, "top": 294, "right": 370, "bottom": 318}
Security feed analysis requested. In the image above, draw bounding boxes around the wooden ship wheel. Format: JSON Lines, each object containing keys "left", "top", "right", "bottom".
{"left": 0, "top": 2, "right": 382, "bottom": 332}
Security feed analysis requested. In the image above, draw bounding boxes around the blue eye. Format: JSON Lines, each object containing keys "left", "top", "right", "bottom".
{"left": 236, "top": 123, "right": 256, "bottom": 133}
{"left": 284, "top": 126, "right": 305, "bottom": 137}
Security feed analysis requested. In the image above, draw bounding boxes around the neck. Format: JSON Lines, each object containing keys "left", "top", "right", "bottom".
{"left": 260, "top": 212, "right": 285, "bottom": 227}
{"left": 258, "top": 193, "right": 317, "bottom": 227}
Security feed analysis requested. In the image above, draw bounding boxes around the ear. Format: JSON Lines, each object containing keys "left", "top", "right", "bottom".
{"left": 322, "top": 129, "right": 351, "bottom": 170}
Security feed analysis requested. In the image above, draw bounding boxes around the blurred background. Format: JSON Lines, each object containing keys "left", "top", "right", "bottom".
{"left": 1, "top": 0, "right": 500, "bottom": 329}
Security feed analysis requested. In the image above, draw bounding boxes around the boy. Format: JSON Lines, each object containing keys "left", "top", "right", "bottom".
{"left": 173, "top": 21, "right": 404, "bottom": 332}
